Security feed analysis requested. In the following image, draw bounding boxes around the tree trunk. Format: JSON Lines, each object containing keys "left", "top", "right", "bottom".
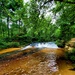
{"left": 19, "top": 19, "right": 21, "bottom": 33}
{"left": 7, "top": 16, "right": 10, "bottom": 37}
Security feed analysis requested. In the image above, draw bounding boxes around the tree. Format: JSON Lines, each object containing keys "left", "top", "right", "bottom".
{"left": 53, "top": 1, "right": 75, "bottom": 41}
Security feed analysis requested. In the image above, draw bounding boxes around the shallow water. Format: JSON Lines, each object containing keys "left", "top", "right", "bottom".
{"left": 0, "top": 48, "right": 59, "bottom": 75}
{"left": 0, "top": 48, "right": 75, "bottom": 75}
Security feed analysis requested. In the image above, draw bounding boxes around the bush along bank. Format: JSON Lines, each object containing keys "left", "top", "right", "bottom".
{"left": 65, "top": 38, "right": 75, "bottom": 69}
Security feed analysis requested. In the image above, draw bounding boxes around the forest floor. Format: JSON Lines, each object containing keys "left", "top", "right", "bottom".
{"left": 0, "top": 48, "right": 75, "bottom": 75}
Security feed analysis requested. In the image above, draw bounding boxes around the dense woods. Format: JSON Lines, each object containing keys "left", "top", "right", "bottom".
{"left": 0, "top": 0, "right": 75, "bottom": 49}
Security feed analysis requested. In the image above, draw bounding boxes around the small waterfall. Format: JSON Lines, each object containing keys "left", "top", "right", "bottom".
{"left": 21, "top": 42, "right": 58, "bottom": 50}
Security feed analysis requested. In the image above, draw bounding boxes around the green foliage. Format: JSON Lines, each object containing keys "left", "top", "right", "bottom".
{"left": 7, "top": 42, "right": 20, "bottom": 48}
{"left": 55, "top": 3, "right": 75, "bottom": 42}
{"left": 0, "top": 38, "right": 20, "bottom": 49}
{"left": 54, "top": 28, "right": 61, "bottom": 38}
{"left": 55, "top": 40, "right": 65, "bottom": 47}
{"left": 65, "top": 48, "right": 75, "bottom": 63}
{"left": 0, "top": 39, "right": 7, "bottom": 49}
{"left": 0, "top": 0, "right": 75, "bottom": 49}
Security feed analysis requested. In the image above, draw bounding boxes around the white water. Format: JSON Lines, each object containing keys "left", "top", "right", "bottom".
{"left": 21, "top": 42, "right": 58, "bottom": 50}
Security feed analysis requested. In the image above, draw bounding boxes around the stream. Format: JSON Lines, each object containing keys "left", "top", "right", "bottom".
{"left": 0, "top": 42, "right": 75, "bottom": 75}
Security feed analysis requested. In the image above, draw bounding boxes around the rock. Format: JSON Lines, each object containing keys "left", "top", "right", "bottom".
{"left": 68, "top": 47, "right": 73, "bottom": 51}
{"left": 65, "top": 38, "right": 75, "bottom": 52}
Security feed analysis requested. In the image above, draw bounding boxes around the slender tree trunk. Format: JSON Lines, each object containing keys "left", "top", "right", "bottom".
{"left": 2, "top": 28, "right": 4, "bottom": 37}
{"left": 19, "top": 19, "right": 21, "bottom": 33}
{"left": 0, "top": 21, "right": 2, "bottom": 37}
{"left": 0, "top": 19, "right": 4, "bottom": 37}
{"left": 0, "top": 25, "right": 2, "bottom": 37}
{"left": 7, "top": 16, "right": 10, "bottom": 37}
{"left": 11, "top": 28, "right": 13, "bottom": 38}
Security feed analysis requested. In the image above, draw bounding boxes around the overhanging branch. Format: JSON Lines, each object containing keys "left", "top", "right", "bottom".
{"left": 42, "top": 0, "right": 75, "bottom": 6}
{"left": 40, "top": 0, "right": 75, "bottom": 9}
{"left": 56, "top": 0, "right": 75, "bottom": 4}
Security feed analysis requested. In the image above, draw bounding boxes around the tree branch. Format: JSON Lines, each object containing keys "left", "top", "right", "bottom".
{"left": 42, "top": 0, "right": 75, "bottom": 6}
{"left": 55, "top": 0, "right": 75, "bottom": 4}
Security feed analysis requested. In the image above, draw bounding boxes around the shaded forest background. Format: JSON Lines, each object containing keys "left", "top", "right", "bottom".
{"left": 0, "top": 0, "right": 75, "bottom": 49}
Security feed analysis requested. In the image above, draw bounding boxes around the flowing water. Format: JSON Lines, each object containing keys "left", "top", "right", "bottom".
{"left": 21, "top": 42, "right": 58, "bottom": 50}
{"left": 0, "top": 42, "right": 74, "bottom": 75}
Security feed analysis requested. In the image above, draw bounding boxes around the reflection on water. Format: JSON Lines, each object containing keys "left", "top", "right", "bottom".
{"left": 0, "top": 48, "right": 60, "bottom": 75}
{"left": 47, "top": 53, "right": 58, "bottom": 72}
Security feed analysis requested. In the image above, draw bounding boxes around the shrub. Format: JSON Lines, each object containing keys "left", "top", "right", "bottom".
{"left": 65, "top": 48, "right": 75, "bottom": 63}
{"left": 3, "top": 37, "right": 12, "bottom": 42}
{"left": 0, "top": 39, "right": 7, "bottom": 49}
{"left": 7, "top": 42, "right": 20, "bottom": 48}
{"left": 55, "top": 40, "right": 65, "bottom": 48}
{"left": 0, "top": 40, "right": 20, "bottom": 49}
